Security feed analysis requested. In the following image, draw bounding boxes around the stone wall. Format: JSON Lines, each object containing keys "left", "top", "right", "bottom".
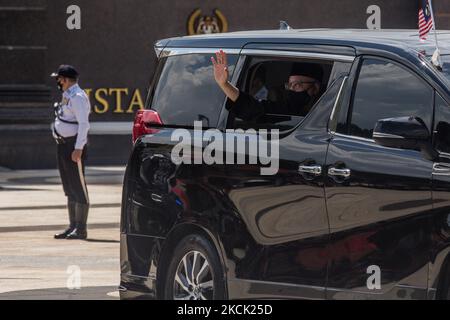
{"left": 1, "top": 0, "right": 449, "bottom": 168}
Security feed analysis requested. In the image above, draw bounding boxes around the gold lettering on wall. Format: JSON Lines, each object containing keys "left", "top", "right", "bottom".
{"left": 94, "top": 88, "right": 109, "bottom": 114}
{"left": 84, "top": 89, "right": 92, "bottom": 99}
{"left": 109, "top": 88, "right": 129, "bottom": 113}
{"left": 127, "top": 89, "right": 144, "bottom": 113}
{"left": 84, "top": 88, "right": 145, "bottom": 115}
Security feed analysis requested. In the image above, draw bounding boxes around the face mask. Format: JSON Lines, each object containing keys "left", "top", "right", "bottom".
{"left": 286, "top": 91, "right": 311, "bottom": 109}
{"left": 56, "top": 80, "right": 63, "bottom": 92}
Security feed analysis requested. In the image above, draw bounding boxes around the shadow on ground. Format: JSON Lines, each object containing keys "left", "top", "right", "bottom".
{"left": 0, "top": 286, "right": 119, "bottom": 300}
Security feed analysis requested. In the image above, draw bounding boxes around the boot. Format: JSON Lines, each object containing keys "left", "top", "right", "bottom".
{"left": 66, "top": 202, "right": 89, "bottom": 240}
{"left": 54, "top": 200, "right": 77, "bottom": 239}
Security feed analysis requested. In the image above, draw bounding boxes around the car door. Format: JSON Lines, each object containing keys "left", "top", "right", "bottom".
{"left": 428, "top": 91, "right": 450, "bottom": 299}
{"left": 325, "top": 56, "right": 434, "bottom": 299}
{"left": 219, "top": 48, "right": 353, "bottom": 299}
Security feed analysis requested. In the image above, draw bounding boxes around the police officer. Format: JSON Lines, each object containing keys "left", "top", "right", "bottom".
{"left": 50, "top": 65, "right": 91, "bottom": 240}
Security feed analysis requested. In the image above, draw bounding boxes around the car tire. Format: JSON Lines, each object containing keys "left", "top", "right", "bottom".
{"left": 163, "top": 233, "right": 226, "bottom": 300}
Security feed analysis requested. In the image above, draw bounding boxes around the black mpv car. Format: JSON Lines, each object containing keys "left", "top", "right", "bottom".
{"left": 120, "top": 29, "right": 450, "bottom": 300}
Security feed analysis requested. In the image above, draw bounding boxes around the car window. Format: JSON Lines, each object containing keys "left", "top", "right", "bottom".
{"left": 440, "top": 55, "right": 450, "bottom": 84}
{"left": 348, "top": 58, "right": 433, "bottom": 139}
{"left": 434, "top": 92, "right": 450, "bottom": 154}
{"left": 149, "top": 53, "right": 238, "bottom": 128}
{"left": 229, "top": 57, "right": 334, "bottom": 131}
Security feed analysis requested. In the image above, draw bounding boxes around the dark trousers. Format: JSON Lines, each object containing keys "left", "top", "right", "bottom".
{"left": 56, "top": 136, "right": 89, "bottom": 204}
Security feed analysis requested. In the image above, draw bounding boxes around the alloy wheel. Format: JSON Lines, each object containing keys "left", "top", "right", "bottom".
{"left": 173, "top": 250, "right": 214, "bottom": 300}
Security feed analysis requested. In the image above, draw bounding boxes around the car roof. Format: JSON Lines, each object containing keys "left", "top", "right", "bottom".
{"left": 159, "top": 29, "right": 450, "bottom": 56}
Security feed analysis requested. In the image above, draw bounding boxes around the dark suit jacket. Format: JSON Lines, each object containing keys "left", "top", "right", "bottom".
{"left": 229, "top": 91, "right": 316, "bottom": 122}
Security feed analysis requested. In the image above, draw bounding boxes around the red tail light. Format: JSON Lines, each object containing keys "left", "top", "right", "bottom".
{"left": 132, "top": 110, "right": 163, "bottom": 143}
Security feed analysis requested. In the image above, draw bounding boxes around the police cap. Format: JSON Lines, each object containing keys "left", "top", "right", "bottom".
{"left": 50, "top": 65, "right": 79, "bottom": 79}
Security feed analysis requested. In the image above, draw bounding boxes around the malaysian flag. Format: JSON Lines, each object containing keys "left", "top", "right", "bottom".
{"left": 419, "top": 0, "right": 434, "bottom": 40}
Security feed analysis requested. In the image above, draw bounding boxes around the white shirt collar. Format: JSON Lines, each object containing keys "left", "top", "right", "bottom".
{"left": 63, "top": 83, "right": 80, "bottom": 98}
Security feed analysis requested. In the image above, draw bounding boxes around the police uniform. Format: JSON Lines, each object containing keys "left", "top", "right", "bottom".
{"left": 50, "top": 65, "right": 91, "bottom": 240}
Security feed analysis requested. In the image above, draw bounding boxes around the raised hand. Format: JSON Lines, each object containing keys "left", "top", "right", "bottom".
{"left": 211, "top": 50, "right": 229, "bottom": 86}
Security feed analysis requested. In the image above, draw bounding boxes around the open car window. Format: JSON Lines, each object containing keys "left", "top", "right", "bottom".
{"left": 228, "top": 56, "right": 334, "bottom": 131}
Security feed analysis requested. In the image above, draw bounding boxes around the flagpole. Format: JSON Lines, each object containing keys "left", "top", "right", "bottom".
{"left": 428, "top": 0, "right": 439, "bottom": 47}
{"left": 428, "top": 0, "right": 442, "bottom": 69}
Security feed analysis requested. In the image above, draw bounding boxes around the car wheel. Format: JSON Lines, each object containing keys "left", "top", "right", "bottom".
{"left": 163, "top": 234, "right": 226, "bottom": 300}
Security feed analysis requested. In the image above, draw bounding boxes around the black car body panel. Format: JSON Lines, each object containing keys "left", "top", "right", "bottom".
{"left": 120, "top": 29, "right": 450, "bottom": 300}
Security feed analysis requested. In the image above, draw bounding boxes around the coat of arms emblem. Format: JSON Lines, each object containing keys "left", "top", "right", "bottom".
{"left": 187, "top": 8, "right": 228, "bottom": 35}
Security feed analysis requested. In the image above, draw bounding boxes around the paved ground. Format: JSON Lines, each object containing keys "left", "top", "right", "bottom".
{"left": 0, "top": 166, "right": 124, "bottom": 300}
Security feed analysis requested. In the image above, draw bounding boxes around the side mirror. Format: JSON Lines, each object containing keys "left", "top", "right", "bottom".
{"left": 373, "top": 116, "right": 438, "bottom": 161}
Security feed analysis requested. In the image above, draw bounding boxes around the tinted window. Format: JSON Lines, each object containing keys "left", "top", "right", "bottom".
{"left": 150, "top": 54, "right": 238, "bottom": 127}
{"left": 434, "top": 93, "right": 450, "bottom": 153}
{"left": 441, "top": 55, "right": 450, "bottom": 84}
{"left": 349, "top": 58, "right": 433, "bottom": 139}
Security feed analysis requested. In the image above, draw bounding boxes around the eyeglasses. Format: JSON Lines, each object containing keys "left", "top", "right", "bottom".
{"left": 284, "top": 80, "right": 317, "bottom": 91}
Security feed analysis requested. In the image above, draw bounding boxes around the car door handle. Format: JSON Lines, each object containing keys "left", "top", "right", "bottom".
{"left": 328, "top": 167, "right": 351, "bottom": 178}
{"left": 433, "top": 163, "right": 450, "bottom": 176}
{"left": 298, "top": 165, "right": 322, "bottom": 176}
